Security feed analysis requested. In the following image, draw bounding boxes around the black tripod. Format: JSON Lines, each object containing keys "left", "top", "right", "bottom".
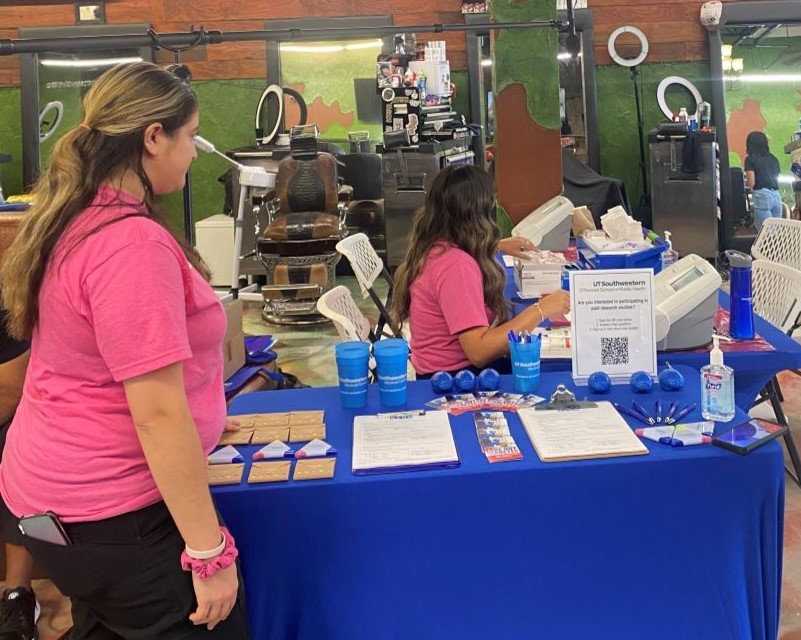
{"left": 630, "top": 65, "right": 650, "bottom": 208}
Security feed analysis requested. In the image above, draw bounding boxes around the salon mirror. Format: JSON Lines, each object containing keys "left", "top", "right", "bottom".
{"left": 19, "top": 24, "right": 152, "bottom": 187}
{"left": 708, "top": 1, "right": 801, "bottom": 250}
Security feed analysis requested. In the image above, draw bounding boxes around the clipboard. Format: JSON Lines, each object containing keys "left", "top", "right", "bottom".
{"left": 520, "top": 386, "right": 648, "bottom": 462}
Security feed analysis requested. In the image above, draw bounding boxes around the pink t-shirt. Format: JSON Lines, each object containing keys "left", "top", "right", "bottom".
{"left": 408, "top": 242, "right": 496, "bottom": 374}
{"left": 0, "top": 186, "right": 227, "bottom": 522}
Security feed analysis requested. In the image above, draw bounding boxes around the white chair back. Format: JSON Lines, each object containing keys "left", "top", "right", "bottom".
{"left": 752, "top": 259, "right": 801, "bottom": 334}
{"left": 336, "top": 233, "right": 385, "bottom": 298}
{"left": 751, "top": 218, "right": 801, "bottom": 272}
{"left": 316, "top": 286, "right": 372, "bottom": 342}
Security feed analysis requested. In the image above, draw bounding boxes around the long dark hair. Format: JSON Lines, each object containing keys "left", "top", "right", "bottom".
{"left": 746, "top": 131, "right": 771, "bottom": 157}
{"left": 1, "top": 62, "right": 209, "bottom": 339}
{"left": 392, "top": 164, "right": 508, "bottom": 327}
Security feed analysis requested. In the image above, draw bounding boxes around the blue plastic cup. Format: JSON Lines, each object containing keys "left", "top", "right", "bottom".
{"left": 373, "top": 338, "right": 409, "bottom": 407}
{"left": 509, "top": 339, "right": 542, "bottom": 393}
{"left": 334, "top": 341, "right": 370, "bottom": 408}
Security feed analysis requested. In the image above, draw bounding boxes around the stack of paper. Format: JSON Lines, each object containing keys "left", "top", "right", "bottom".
{"left": 352, "top": 411, "right": 460, "bottom": 475}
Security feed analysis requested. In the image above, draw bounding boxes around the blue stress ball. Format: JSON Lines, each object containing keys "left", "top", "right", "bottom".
{"left": 587, "top": 371, "right": 612, "bottom": 394}
{"left": 431, "top": 371, "right": 454, "bottom": 394}
{"left": 454, "top": 369, "right": 477, "bottom": 393}
{"left": 478, "top": 368, "right": 501, "bottom": 391}
{"left": 659, "top": 367, "right": 685, "bottom": 391}
{"left": 630, "top": 370, "right": 654, "bottom": 394}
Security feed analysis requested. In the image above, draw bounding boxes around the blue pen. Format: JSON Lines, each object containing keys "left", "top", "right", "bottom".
{"left": 655, "top": 400, "right": 663, "bottom": 424}
{"left": 665, "top": 403, "right": 697, "bottom": 425}
{"left": 665, "top": 401, "right": 679, "bottom": 423}
{"left": 613, "top": 403, "right": 653, "bottom": 425}
{"left": 631, "top": 401, "right": 655, "bottom": 425}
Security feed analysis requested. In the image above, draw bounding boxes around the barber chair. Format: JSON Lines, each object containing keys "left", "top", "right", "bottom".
{"left": 257, "top": 127, "right": 351, "bottom": 324}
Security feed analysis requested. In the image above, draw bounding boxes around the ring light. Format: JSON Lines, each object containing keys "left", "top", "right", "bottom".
{"left": 656, "top": 76, "right": 703, "bottom": 120}
{"left": 39, "top": 101, "right": 64, "bottom": 144}
{"left": 607, "top": 26, "right": 649, "bottom": 67}
{"left": 254, "top": 84, "right": 284, "bottom": 145}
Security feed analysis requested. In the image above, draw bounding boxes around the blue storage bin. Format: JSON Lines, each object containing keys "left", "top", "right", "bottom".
{"left": 577, "top": 233, "right": 668, "bottom": 274}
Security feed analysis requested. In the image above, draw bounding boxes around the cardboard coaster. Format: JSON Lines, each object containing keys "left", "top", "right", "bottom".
{"left": 293, "top": 457, "right": 336, "bottom": 481}
{"left": 218, "top": 429, "right": 254, "bottom": 446}
{"left": 207, "top": 463, "right": 245, "bottom": 486}
{"left": 228, "top": 414, "right": 258, "bottom": 429}
{"left": 253, "top": 413, "right": 290, "bottom": 427}
{"left": 248, "top": 461, "right": 291, "bottom": 484}
{"left": 289, "top": 411, "right": 324, "bottom": 426}
{"left": 251, "top": 426, "right": 291, "bottom": 444}
{"left": 288, "top": 423, "right": 327, "bottom": 443}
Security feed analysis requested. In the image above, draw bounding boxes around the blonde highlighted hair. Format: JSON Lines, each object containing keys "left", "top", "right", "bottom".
{"left": 1, "top": 62, "right": 209, "bottom": 339}
{"left": 391, "top": 164, "right": 508, "bottom": 328}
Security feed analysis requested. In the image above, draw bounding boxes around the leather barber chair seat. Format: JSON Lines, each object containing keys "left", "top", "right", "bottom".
{"left": 257, "top": 130, "right": 351, "bottom": 324}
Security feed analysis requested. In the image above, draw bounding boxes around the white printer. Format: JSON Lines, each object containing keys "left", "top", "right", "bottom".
{"left": 654, "top": 254, "right": 722, "bottom": 350}
{"left": 512, "top": 195, "right": 574, "bottom": 251}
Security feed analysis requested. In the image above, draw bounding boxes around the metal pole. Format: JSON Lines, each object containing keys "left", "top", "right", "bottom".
{"left": 0, "top": 21, "right": 560, "bottom": 56}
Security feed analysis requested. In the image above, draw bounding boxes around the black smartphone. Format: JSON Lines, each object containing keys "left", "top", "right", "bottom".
{"left": 712, "top": 418, "right": 787, "bottom": 455}
{"left": 18, "top": 512, "right": 72, "bottom": 546}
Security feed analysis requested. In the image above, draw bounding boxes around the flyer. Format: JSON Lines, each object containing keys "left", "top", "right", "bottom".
{"left": 569, "top": 268, "right": 657, "bottom": 384}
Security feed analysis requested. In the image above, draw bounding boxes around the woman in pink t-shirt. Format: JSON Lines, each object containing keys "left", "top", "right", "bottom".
{"left": 392, "top": 165, "right": 570, "bottom": 376}
{"left": 0, "top": 63, "right": 250, "bottom": 639}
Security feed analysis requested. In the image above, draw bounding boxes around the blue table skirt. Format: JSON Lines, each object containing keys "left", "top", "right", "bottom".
{"left": 504, "top": 264, "right": 801, "bottom": 409}
{"left": 213, "top": 367, "right": 784, "bottom": 640}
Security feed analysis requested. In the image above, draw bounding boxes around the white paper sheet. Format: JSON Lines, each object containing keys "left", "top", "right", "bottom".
{"left": 352, "top": 411, "right": 459, "bottom": 472}
{"left": 518, "top": 401, "right": 648, "bottom": 462}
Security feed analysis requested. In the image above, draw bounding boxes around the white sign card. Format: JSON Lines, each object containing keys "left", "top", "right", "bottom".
{"left": 569, "top": 268, "right": 657, "bottom": 384}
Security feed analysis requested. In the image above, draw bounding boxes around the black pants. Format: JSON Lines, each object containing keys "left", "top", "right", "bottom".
{"left": 0, "top": 499, "right": 251, "bottom": 640}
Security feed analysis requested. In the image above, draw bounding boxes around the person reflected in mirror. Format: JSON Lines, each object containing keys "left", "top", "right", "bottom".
{"left": 744, "top": 131, "right": 782, "bottom": 231}
{"left": 392, "top": 164, "right": 570, "bottom": 378}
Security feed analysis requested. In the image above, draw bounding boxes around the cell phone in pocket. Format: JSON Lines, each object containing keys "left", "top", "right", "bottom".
{"left": 18, "top": 511, "right": 72, "bottom": 546}
{"left": 712, "top": 418, "right": 787, "bottom": 455}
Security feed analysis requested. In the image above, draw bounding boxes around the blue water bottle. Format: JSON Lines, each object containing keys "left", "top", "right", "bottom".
{"left": 725, "top": 250, "right": 755, "bottom": 340}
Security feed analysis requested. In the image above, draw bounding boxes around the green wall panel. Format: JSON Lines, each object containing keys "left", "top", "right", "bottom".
{"left": 492, "top": 0, "right": 558, "bottom": 129}
{"left": 0, "top": 88, "right": 23, "bottom": 199}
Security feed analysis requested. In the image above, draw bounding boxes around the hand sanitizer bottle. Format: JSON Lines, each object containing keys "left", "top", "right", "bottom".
{"left": 701, "top": 335, "right": 735, "bottom": 422}
{"left": 661, "top": 231, "right": 678, "bottom": 270}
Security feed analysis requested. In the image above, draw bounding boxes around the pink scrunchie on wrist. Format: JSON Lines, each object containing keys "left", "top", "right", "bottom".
{"left": 180, "top": 527, "right": 239, "bottom": 581}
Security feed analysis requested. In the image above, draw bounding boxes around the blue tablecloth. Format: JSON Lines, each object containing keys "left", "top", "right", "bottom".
{"left": 213, "top": 366, "right": 784, "bottom": 640}
{"left": 504, "top": 264, "right": 801, "bottom": 409}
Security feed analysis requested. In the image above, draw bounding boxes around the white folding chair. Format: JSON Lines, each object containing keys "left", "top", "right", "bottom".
{"left": 316, "top": 285, "right": 375, "bottom": 343}
{"left": 317, "top": 285, "right": 378, "bottom": 380}
{"left": 751, "top": 259, "right": 801, "bottom": 485}
{"left": 336, "top": 233, "right": 400, "bottom": 338}
{"left": 751, "top": 217, "right": 801, "bottom": 272}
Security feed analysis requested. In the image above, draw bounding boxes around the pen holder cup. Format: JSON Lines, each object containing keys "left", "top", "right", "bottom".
{"left": 335, "top": 341, "right": 371, "bottom": 409}
{"left": 373, "top": 338, "right": 409, "bottom": 407}
{"left": 510, "top": 339, "right": 542, "bottom": 393}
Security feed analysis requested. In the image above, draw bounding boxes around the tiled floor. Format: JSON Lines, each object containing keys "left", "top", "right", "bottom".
{"left": 8, "top": 276, "right": 801, "bottom": 639}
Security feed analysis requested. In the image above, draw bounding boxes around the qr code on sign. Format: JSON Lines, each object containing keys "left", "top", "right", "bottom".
{"left": 601, "top": 337, "right": 629, "bottom": 366}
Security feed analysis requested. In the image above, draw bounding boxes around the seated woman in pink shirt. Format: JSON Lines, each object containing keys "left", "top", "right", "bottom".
{"left": 0, "top": 63, "right": 250, "bottom": 639}
{"left": 392, "top": 164, "right": 570, "bottom": 377}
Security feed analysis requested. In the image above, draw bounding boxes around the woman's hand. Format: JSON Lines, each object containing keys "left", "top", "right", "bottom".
{"left": 537, "top": 290, "right": 571, "bottom": 319}
{"left": 498, "top": 236, "right": 538, "bottom": 259}
{"left": 223, "top": 418, "right": 240, "bottom": 432}
{"left": 189, "top": 563, "right": 239, "bottom": 630}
